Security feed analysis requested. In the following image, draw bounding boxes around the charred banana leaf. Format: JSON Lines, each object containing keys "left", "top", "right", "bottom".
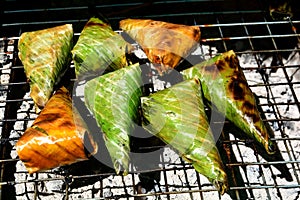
{"left": 119, "top": 18, "right": 201, "bottom": 75}
{"left": 181, "top": 50, "right": 276, "bottom": 154}
{"left": 18, "top": 24, "right": 73, "bottom": 112}
{"left": 16, "top": 87, "right": 97, "bottom": 174}
{"left": 84, "top": 63, "right": 143, "bottom": 175}
{"left": 223, "top": 93, "right": 293, "bottom": 181}
{"left": 72, "top": 17, "right": 132, "bottom": 79}
{"left": 141, "top": 78, "right": 228, "bottom": 195}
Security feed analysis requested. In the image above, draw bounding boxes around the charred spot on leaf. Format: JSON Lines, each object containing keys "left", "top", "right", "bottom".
{"left": 228, "top": 78, "right": 245, "bottom": 100}
{"left": 194, "top": 78, "right": 200, "bottom": 85}
{"left": 242, "top": 101, "right": 255, "bottom": 111}
{"left": 216, "top": 59, "right": 225, "bottom": 71}
{"left": 232, "top": 70, "right": 243, "bottom": 78}
{"left": 60, "top": 120, "right": 74, "bottom": 128}
{"left": 203, "top": 64, "right": 220, "bottom": 79}
{"left": 251, "top": 113, "right": 261, "bottom": 124}
{"left": 36, "top": 113, "right": 61, "bottom": 124}
{"left": 193, "top": 28, "right": 200, "bottom": 38}
{"left": 204, "top": 64, "right": 218, "bottom": 73}
{"left": 153, "top": 55, "right": 161, "bottom": 63}
{"left": 243, "top": 101, "right": 260, "bottom": 123}
{"left": 231, "top": 55, "right": 240, "bottom": 69}
{"left": 245, "top": 112, "right": 261, "bottom": 125}
{"left": 225, "top": 54, "right": 239, "bottom": 69}
{"left": 85, "top": 21, "right": 107, "bottom": 28}
{"left": 57, "top": 94, "right": 71, "bottom": 104}
{"left": 224, "top": 55, "right": 231, "bottom": 65}
{"left": 254, "top": 123, "right": 264, "bottom": 137}
{"left": 150, "top": 21, "right": 158, "bottom": 26}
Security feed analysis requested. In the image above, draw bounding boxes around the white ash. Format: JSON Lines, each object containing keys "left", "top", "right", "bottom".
{"left": 237, "top": 49, "right": 300, "bottom": 200}
{"left": 0, "top": 46, "right": 12, "bottom": 137}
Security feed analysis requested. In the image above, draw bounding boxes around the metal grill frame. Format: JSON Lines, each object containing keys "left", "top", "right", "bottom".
{"left": 1, "top": 1, "right": 300, "bottom": 199}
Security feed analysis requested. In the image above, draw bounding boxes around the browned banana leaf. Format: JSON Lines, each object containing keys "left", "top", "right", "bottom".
{"left": 18, "top": 24, "right": 73, "bottom": 112}
{"left": 72, "top": 17, "right": 132, "bottom": 79}
{"left": 181, "top": 50, "right": 276, "bottom": 154}
{"left": 119, "top": 18, "right": 200, "bottom": 75}
{"left": 141, "top": 78, "right": 228, "bottom": 195}
{"left": 16, "top": 87, "right": 97, "bottom": 174}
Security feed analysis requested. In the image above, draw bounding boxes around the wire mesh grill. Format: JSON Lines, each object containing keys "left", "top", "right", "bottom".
{"left": 1, "top": 1, "right": 300, "bottom": 199}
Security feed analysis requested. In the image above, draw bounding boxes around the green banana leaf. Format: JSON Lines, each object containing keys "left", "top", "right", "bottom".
{"left": 18, "top": 24, "right": 73, "bottom": 112}
{"left": 141, "top": 78, "right": 228, "bottom": 195}
{"left": 84, "top": 63, "right": 143, "bottom": 175}
{"left": 72, "top": 17, "right": 132, "bottom": 79}
{"left": 181, "top": 50, "right": 276, "bottom": 155}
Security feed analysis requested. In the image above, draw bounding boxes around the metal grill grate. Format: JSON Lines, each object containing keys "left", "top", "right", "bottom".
{"left": 1, "top": 1, "right": 300, "bottom": 199}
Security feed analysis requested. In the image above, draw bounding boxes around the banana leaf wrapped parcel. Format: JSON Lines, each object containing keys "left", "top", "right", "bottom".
{"left": 84, "top": 63, "right": 143, "bottom": 175}
{"left": 119, "top": 18, "right": 201, "bottom": 75}
{"left": 18, "top": 24, "right": 73, "bottom": 112}
{"left": 72, "top": 17, "right": 132, "bottom": 79}
{"left": 181, "top": 50, "right": 276, "bottom": 155}
{"left": 141, "top": 78, "right": 228, "bottom": 195}
{"left": 16, "top": 87, "right": 98, "bottom": 174}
